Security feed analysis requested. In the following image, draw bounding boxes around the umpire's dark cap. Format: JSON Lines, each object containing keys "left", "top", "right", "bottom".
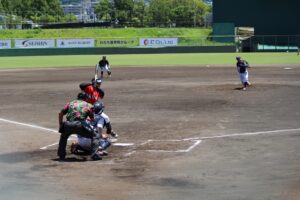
{"left": 77, "top": 92, "right": 88, "bottom": 101}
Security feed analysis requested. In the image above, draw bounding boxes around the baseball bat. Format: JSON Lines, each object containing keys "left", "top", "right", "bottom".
{"left": 94, "top": 64, "right": 98, "bottom": 80}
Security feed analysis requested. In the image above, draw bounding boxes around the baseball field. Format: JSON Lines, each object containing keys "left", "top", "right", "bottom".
{"left": 0, "top": 52, "right": 300, "bottom": 200}
{"left": 0, "top": 52, "right": 299, "bottom": 68}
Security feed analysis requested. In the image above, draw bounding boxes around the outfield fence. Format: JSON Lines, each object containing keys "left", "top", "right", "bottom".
{"left": 0, "top": 35, "right": 299, "bottom": 56}
{"left": 0, "top": 36, "right": 234, "bottom": 49}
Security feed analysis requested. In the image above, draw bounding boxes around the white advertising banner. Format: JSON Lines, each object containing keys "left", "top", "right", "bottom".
{"left": 15, "top": 39, "right": 55, "bottom": 48}
{"left": 140, "top": 38, "right": 178, "bottom": 47}
{"left": 0, "top": 40, "right": 11, "bottom": 49}
{"left": 57, "top": 39, "right": 95, "bottom": 48}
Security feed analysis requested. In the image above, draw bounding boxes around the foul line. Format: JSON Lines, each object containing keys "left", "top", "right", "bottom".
{"left": 0, "top": 118, "right": 59, "bottom": 134}
{"left": 0, "top": 118, "right": 133, "bottom": 150}
{"left": 199, "top": 128, "right": 300, "bottom": 140}
{"left": 1, "top": 117, "right": 300, "bottom": 153}
{"left": 40, "top": 142, "right": 59, "bottom": 150}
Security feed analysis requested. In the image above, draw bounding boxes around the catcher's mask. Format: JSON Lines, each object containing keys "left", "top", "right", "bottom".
{"left": 93, "top": 101, "right": 105, "bottom": 114}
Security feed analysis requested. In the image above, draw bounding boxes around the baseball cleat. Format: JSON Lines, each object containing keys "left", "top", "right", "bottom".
{"left": 91, "top": 153, "right": 102, "bottom": 161}
{"left": 110, "top": 131, "right": 118, "bottom": 138}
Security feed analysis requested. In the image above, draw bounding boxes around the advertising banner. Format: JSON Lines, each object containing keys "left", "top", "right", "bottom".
{"left": 140, "top": 38, "right": 178, "bottom": 47}
{"left": 95, "top": 38, "right": 137, "bottom": 47}
{"left": 0, "top": 40, "right": 11, "bottom": 49}
{"left": 57, "top": 39, "right": 95, "bottom": 48}
{"left": 15, "top": 39, "right": 55, "bottom": 48}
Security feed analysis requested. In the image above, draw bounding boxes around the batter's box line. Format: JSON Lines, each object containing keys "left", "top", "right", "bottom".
{"left": 137, "top": 138, "right": 202, "bottom": 153}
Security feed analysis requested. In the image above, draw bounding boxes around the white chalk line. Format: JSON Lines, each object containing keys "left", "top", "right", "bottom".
{"left": 139, "top": 139, "right": 202, "bottom": 153}
{"left": 40, "top": 142, "right": 59, "bottom": 150}
{"left": 1, "top": 117, "right": 300, "bottom": 154}
{"left": 124, "top": 128, "right": 300, "bottom": 156}
{"left": 0, "top": 118, "right": 134, "bottom": 150}
{"left": 146, "top": 140, "right": 202, "bottom": 153}
{"left": 0, "top": 118, "right": 59, "bottom": 134}
{"left": 199, "top": 128, "right": 300, "bottom": 140}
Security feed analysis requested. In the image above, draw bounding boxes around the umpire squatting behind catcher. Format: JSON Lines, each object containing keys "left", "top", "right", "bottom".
{"left": 57, "top": 92, "right": 102, "bottom": 161}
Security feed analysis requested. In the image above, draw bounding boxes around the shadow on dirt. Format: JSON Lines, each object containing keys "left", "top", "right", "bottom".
{"left": 234, "top": 87, "right": 245, "bottom": 90}
{"left": 52, "top": 157, "right": 87, "bottom": 162}
{"left": 0, "top": 149, "right": 88, "bottom": 163}
{"left": 0, "top": 151, "right": 32, "bottom": 163}
{"left": 153, "top": 177, "right": 203, "bottom": 189}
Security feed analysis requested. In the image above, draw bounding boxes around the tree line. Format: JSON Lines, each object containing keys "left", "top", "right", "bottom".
{"left": 0, "top": 0, "right": 211, "bottom": 27}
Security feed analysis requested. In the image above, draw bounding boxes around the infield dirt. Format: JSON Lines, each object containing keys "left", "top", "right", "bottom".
{"left": 0, "top": 66, "right": 300, "bottom": 200}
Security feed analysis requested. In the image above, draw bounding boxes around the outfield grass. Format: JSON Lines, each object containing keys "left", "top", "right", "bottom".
{"left": 0, "top": 53, "right": 299, "bottom": 69}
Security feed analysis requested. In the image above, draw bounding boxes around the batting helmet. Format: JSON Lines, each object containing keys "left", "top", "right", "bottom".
{"left": 91, "top": 78, "right": 102, "bottom": 85}
{"left": 93, "top": 101, "right": 105, "bottom": 114}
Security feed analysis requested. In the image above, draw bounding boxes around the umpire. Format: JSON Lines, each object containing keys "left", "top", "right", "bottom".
{"left": 57, "top": 92, "right": 102, "bottom": 161}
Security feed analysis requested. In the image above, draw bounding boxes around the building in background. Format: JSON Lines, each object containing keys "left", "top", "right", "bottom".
{"left": 60, "top": 0, "right": 99, "bottom": 21}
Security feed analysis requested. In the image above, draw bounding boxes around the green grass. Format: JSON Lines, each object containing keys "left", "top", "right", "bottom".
{"left": 0, "top": 53, "right": 299, "bottom": 69}
{"left": 0, "top": 28, "right": 212, "bottom": 39}
{"left": 0, "top": 28, "right": 219, "bottom": 47}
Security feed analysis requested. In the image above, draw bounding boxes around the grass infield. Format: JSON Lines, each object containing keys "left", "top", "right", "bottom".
{"left": 0, "top": 52, "right": 299, "bottom": 69}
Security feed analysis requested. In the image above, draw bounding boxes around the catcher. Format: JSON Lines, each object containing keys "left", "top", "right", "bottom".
{"left": 71, "top": 101, "right": 118, "bottom": 156}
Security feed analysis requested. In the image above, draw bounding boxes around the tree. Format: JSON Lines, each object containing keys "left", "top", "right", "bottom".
{"left": 61, "top": 13, "right": 77, "bottom": 23}
{"left": 95, "top": 0, "right": 112, "bottom": 21}
{"left": 46, "top": 0, "right": 64, "bottom": 17}
{"left": 148, "top": 0, "right": 208, "bottom": 27}
{"left": 194, "top": 0, "right": 209, "bottom": 26}
{"left": 133, "top": 0, "right": 146, "bottom": 26}
{"left": 1, "top": 0, "right": 13, "bottom": 13}
{"left": 0, "top": 1, "right": 4, "bottom": 13}
{"left": 170, "top": 0, "right": 207, "bottom": 27}
{"left": 113, "top": 0, "right": 134, "bottom": 24}
{"left": 0, "top": 0, "right": 64, "bottom": 23}
{"left": 148, "top": 0, "right": 173, "bottom": 27}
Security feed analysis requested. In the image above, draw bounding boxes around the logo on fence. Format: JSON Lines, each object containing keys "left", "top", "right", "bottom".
{"left": 0, "top": 40, "right": 11, "bottom": 49}
{"left": 140, "top": 38, "right": 178, "bottom": 47}
{"left": 57, "top": 39, "right": 95, "bottom": 48}
{"left": 15, "top": 39, "right": 55, "bottom": 48}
